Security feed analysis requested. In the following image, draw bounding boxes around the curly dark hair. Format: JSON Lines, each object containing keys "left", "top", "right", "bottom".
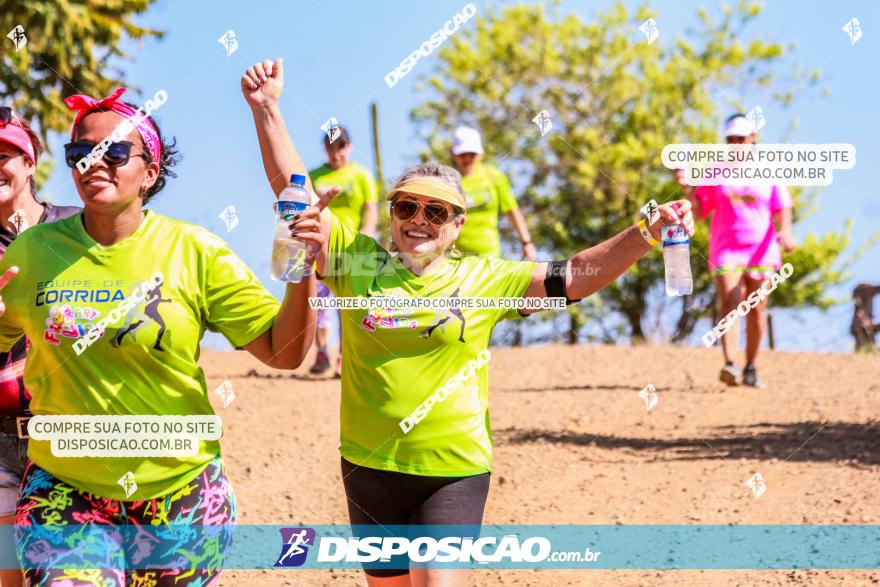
{"left": 75, "top": 102, "right": 181, "bottom": 205}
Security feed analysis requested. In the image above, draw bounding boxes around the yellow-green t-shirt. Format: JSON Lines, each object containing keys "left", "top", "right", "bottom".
{"left": 309, "top": 162, "right": 378, "bottom": 232}
{"left": 322, "top": 215, "right": 535, "bottom": 476}
{"left": 457, "top": 163, "right": 519, "bottom": 257}
{"left": 0, "top": 211, "right": 281, "bottom": 500}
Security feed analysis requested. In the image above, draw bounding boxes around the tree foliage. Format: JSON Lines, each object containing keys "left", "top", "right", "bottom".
{"left": 1, "top": 0, "right": 162, "bottom": 145}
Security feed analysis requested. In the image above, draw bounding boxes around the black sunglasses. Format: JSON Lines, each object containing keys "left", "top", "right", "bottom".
{"left": 63, "top": 140, "right": 147, "bottom": 169}
{"left": 392, "top": 199, "right": 455, "bottom": 225}
{"left": 0, "top": 107, "right": 14, "bottom": 127}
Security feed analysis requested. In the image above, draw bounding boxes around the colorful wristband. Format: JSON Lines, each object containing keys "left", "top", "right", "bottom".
{"left": 638, "top": 219, "right": 659, "bottom": 247}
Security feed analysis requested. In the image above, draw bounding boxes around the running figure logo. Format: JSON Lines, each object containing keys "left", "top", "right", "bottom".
{"left": 217, "top": 29, "right": 238, "bottom": 56}
{"left": 218, "top": 204, "right": 239, "bottom": 232}
{"left": 275, "top": 527, "right": 316, "bottom": 567}
{"left": 532, "top": 109, "right": 552, "bottom": 137}
{"left": 8, "top": 209, "right": 28, "bottom": 234}
{"left": 745, "top": 106, "right": 765, "bottom": 133}
{"left": 639, "top": 18, "right": 659, "bottom": 44}
{"left": 321, "top": 116, "right": 341, "bottom": 144}
{"left": 117, "top": 471, "right": 137, "bottom": 498}
{"left": 745, "top": 472, "right": 766, "bottom": 498}
{"left": 7, "top": 25, "right": 27, "bottom": 51}
{"left": 421, "top": 287, "right": 467, "bottom": 343}
{"left": 110, "top": 281, "right": 171, "bottom": 351}
{"left": 842, "top": 18, "right": 862, "bottom": 45}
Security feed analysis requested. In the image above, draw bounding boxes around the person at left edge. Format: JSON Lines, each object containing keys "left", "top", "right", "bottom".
{"left": 0, "top": 88, "right": 323, "bottom": 586}
{"left": 0, "top": 106, "right": 80, "bottom": 587}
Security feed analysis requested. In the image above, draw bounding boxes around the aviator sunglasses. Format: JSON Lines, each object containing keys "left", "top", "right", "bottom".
{"left": 391, "top": 199, "right": 456, "bottom": 225}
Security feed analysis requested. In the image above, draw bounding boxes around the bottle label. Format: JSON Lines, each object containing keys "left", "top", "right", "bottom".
{"left": 276, "top": 200, "right": 309, "bottom": 222}
{"left": 661, "top": 224, "right": 690, "bottom": 247}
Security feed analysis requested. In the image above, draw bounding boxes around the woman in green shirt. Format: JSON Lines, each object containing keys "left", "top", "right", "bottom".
{"left": 244, "top": 58, "right": 694, "bottom": 586}
{"left": 0, "top": 88, "right": 323, "bottom": 585}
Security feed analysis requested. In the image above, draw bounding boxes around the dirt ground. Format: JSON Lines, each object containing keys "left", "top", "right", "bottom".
{"left": 200, "top": 344, "right": 880, "bottom": 586}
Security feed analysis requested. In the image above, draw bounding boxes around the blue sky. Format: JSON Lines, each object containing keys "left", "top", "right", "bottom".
{"left": 37, "top": 0, "right": 879, "bottom": 351}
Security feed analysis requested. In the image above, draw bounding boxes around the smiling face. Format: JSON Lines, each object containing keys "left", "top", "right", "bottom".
{"left": 390, "top": 193, "right": 465, "bottom": 260}
{"left": 71, "top": 111, "right": 160, "bottom": 212}
{"left": 0, "top": 142, "right": 34, "bottom": 205}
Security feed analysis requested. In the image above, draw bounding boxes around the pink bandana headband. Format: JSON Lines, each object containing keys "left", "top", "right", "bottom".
{"left": 64, "top": 87, "right": 162, "bottom": 162}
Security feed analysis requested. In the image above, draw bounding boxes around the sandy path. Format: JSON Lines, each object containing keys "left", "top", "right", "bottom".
{"left": 199, "top": 345, "right": 879, "bottom": 586}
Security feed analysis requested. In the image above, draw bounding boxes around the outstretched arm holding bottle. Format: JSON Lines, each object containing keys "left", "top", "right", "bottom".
{"left": 518, "top": 201, "right": 695, "bottom": 313}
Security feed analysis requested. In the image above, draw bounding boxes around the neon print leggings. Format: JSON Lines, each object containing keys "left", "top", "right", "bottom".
{"left": 14, "top": 456, "right": 236, "bottom": 586}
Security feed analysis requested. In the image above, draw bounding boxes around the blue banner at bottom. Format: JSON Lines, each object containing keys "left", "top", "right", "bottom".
{"left": 3, "top": 525, "right": 878, "bottom": 571}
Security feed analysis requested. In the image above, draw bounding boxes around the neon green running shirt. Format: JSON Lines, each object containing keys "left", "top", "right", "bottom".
{"left": 322, "top": 215, "right": 535, "bottom": 476}
{"left": 0, "top": 211, "right": 280, "bottom": 499}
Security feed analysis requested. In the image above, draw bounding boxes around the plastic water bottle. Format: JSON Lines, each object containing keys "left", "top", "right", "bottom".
{"left": 662, "top": 223, "right": 693, "bottom": 296}
{"left": 271, "top": 174, "right": 312, "bottom": 282}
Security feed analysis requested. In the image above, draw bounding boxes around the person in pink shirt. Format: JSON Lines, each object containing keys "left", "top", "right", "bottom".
{"left": 681, "top": 113, "right": 797, "bottom": 387}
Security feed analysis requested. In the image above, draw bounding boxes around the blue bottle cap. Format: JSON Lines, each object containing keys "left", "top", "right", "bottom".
{"left": 290, "top": 174, "right": 307, "bottom": 185}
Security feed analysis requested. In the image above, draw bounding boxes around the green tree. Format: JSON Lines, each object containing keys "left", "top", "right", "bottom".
{"left": 1, "top": 0, "right": 162, "bottom": 146}
{"left": 411, "top": 0, "right": 876, "bottom": 344}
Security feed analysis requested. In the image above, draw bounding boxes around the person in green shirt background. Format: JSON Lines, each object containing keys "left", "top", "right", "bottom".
{"left": 308, "top": 127, "right": 378, "bottom": 376}
{"left": 450, "top": 126, "right": 536, "bottom": 261}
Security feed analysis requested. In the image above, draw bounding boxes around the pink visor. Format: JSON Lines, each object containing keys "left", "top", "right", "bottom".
{"left": 0, "top": 123, "right": 36, "bottom": 163}
{"left": 64, "top": 87, "right": 162, "bottom": 162}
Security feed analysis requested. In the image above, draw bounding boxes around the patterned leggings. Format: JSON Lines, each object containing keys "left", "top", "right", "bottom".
{"left": 14, "top": 456, "right": 236, "bottom": 586}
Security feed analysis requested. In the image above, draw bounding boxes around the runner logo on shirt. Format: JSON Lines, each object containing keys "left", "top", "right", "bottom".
{"left": 110, "top": 280, "right": 171, "bottom": 351}
{"left": 39, "top": 275, "right": 172, "bottom": 352}
{"left": 421, "top": 287, "right": 467, "bottom": 343}
{"left": 275, "top": 527, "right": 316, "bottom": 567}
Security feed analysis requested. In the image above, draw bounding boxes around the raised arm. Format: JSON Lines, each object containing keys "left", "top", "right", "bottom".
{"left": 241, "top": 57, "right": 337, "bottom": 276}
{"left": 520, "top": 200, "right": 694, "bottom": 313}
{"left": 242, "top": 58, "right": 313, "bottom": 197}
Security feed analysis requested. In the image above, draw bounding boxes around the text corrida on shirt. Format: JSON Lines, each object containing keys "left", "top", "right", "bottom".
{"left": 384, "top": 3, "right": 477, "bottom": 88}
{"left": 72, "top": 271, "right": 165, "bottom": 356}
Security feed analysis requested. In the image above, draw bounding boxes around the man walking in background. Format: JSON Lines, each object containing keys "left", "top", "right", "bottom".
{"left": 680, "top": 113, "right": 797, "bottom": 387}
{"left": 449, "top": 126, "right": 536, "bottom": 261}
{"left": 309, "top": 126, "right": 377, "bottom": 376}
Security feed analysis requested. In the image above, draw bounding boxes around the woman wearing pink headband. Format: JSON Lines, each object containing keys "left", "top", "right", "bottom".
{"left": 0, "top": 88, "right": 324, "bottom": 585}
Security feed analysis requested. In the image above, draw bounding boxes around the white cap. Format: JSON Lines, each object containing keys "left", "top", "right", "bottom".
{"left": 451, "top": 126, "right": 483, "bottom": 155}
{"left": 724, "top": 115, "right": 756, "bottom": 138}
